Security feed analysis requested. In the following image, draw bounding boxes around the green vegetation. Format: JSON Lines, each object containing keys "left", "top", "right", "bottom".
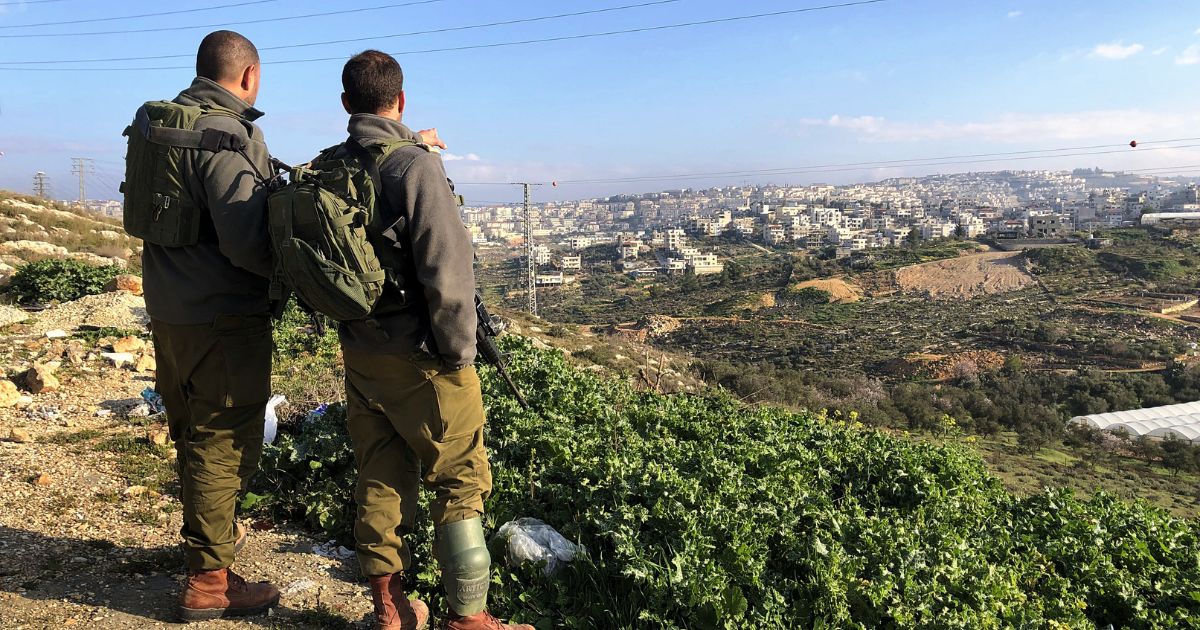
{"left": 271, "top": 301, "right": 343, "bottom": 406}
{"left": 6, "top": 258, "right": 121, "bottom": 304}
{"left": 253, "top": 338, "right": 1200, "bottom": 629}
{"left": 41, "top": 428, "right": 106, "bottom": 445}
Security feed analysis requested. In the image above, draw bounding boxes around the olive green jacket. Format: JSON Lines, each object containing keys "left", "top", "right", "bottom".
{"left": 141, "top": 77, "right": 273, "bottom": 325}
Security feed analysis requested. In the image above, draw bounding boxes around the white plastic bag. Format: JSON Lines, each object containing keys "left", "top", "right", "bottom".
{"left": 493, "top": 517, "right": 583, "bottom": 576}
{"left": 263, "top": 394, "right": 286, "bottom": 444}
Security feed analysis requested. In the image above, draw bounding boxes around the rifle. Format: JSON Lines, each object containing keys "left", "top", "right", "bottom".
{"left": 475, "top": 295, "right": 530, "bottom": 409}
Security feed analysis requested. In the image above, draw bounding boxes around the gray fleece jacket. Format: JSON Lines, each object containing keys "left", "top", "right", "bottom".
{"left": 330, "top": 114, "right": 478, "bottom": 368}
{"left": 141, "top": 77, "right": 274, "bottom": 325}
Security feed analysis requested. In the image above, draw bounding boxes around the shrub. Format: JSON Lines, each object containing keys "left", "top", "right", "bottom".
{"left": 250, "top": 338, "right": 1200, "bottom": 629}
{"left": 6, "top": 259, "right": 121, "bottom": 304}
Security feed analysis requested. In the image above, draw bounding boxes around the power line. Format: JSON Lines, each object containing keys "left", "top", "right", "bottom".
{"left": 0, "top": 0, "right": 680, "bottom": 64}
{"left": 0, "top": 0, "right": 450, "bottom": 38}
{"left": 455, "top": 139, "right": 1200, "bottom": 186}
{"left": 0, "top": 0, "right": 888, "bottom": 68}
{"left": 0, "top": 0, "right": 283, "bottom": 30}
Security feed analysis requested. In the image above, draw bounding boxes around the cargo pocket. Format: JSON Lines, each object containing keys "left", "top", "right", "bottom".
{"left": 214, "top": 315, "right": 273, "bottom": 408}
{"left": 408, "top": 355, "right": 485, "bottom": 443}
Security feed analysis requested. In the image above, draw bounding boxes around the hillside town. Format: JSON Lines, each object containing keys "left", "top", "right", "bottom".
{"left": 463, "top": 169, "right": 1200, "bottom": 281}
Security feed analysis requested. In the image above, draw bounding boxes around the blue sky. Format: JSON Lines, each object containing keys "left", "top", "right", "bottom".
{"left": 0, "top": 0, "right": 1198, "bottom": 203}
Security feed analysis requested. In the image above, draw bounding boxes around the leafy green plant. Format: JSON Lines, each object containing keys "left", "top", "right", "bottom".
{"left": 6, "top": 258, "right": 121, "bottom": 304}
{"left": 251, "top": 338, "right": 1200, "bottom": 629}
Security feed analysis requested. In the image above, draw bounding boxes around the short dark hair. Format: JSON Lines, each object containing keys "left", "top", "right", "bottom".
{"left": 342, "top": 50, "right": 404, "bottom": 114}
{"left": 196, "top": 30, "right": 259, "bottom": 82}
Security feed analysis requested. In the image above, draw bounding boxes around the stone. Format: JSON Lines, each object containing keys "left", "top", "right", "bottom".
{"left": 0, "top": 380, "right": 19, "bottom": 408}
{"left": 101, "top": 352, "right": 135, "bottom": 369}
{"left": 0, "top": 305, "right": 28, "bottom": 328}
{"left": 135, "top": 352, "right": 156, "bottom": 374}
{"left": 105, "top": 274, "right": 143, "bottom": 296}
{"left": 7, "top": 427, "right": 31, "bottom": 443}
{"left": 111, "top": 336, "right": 145, "bottom": 354}
{"left": 23, "top": 364, "right": 60, "bottom": 394}
{"left": 32, "top": 472, "right": 51, "bottom": 486}
{"left": 64, "top": 341, "right": 86, "bottom": 364}
{"left": 41, "top": 340, "right": 66, "bottom": 362}
{"left": 0, "top": 240, "right": 68, "bottom": 259}
{"left": 148, "top": 428, "right": 171, "bottom": 447}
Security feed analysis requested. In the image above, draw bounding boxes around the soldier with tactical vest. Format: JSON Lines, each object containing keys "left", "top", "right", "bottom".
{"left": 121, "top": 32, "right": 443, "bottom": 622}
{"left": 316, "top": 50, "right": 535, "bottom": 630}
{"left": 122, "top": 30, "right": 281, "bottom": 622}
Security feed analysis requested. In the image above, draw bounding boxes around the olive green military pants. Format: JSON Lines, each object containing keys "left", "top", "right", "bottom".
{"left": 152, "top": 314, "right": 273, "bottom": 571}
{"left": 343, "top": 349, "right": 493, "bottom": 577}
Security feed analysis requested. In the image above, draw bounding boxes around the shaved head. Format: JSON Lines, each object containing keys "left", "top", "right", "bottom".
{"left": 196, "top": 30, "right": 259, "bottom": 83}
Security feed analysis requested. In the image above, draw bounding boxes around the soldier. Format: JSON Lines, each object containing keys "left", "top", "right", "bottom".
{"left": 127, "top": 30, "right": 281, "bottom": 622}
{"left": 125, "top": 31, "right": 445, "bottom": 622}
{"left": 325, "top": 50, "right": 534, "bottom": 630}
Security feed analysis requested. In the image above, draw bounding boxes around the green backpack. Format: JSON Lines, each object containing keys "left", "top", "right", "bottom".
{"left": 267, "top": 138, "right": 420, "bottom": 322}
{"left": 121, "top": 100, "right": 255, "bottom": 247}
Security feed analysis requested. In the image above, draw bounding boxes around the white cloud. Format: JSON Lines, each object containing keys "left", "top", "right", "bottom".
{"left": 1176, "top": 44, "right": 1200, "bottom": 65}
{"left": 1006, "top": 10, "right": 1022, "bottom": 18}
{"left": 799, "top": 109, "right": 1200, "bottom": 144}
{"left": 1089, "top": 42, "right": 1144, "bottom": 60}
{"left": 442, "top": 152, "right": 481, "bottom": 162}
{"left": 1152, "top": 46, "right": 1169, "bottom": 56}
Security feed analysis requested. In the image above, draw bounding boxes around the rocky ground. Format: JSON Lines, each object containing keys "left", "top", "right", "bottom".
{"left": 0, "top": 287, "right": 377, "bottom": 629}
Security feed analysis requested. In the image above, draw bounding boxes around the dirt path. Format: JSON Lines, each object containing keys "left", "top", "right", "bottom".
{"left": 0, "top": 329, "right": 373, "bottom": 629}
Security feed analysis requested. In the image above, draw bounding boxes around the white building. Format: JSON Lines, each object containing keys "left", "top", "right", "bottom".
{"left": 561, "top": 255, "right": 582, "bottom": 270}
{"left": 687, "top": 254, "right": 725, "bottom": 275}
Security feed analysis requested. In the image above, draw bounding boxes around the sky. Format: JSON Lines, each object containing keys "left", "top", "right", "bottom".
{"left": 0, "top": 0, "right": 1198, "bottom": 204}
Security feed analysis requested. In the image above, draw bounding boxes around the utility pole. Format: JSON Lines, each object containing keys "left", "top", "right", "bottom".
{"left": 32, "top": 171, "right": 50, "bottom": 199}
{"left": 70, "top": 157, "right": 94, "bottom": 206}
{"left": 514, "top": 182, "right": 543, "bottom": 317}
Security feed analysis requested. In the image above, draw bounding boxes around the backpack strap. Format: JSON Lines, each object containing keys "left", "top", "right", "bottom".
{"left": 127, "top": 104, "right": 268, "bottom": 181}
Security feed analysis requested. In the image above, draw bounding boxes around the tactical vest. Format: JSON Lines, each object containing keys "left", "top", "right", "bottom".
{"left": 120, "top": 100, "right": 255, "bottom": 247}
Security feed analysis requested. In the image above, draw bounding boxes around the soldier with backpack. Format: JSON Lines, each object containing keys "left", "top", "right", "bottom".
{"left": 121, "top": 32, "right": 443, "bottom": 623}
{"left": 268, "top": 50, "right": 534, "bottom": 630}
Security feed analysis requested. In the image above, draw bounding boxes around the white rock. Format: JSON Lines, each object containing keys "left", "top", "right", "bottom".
{"left": 101, "top": 352, "right": 136, "bottom": 368}
{"left": 0, "top": 305, "right": 27, "bottom": 328}
{"left": 45, "top": 330, "right": 68, "bottom": 339}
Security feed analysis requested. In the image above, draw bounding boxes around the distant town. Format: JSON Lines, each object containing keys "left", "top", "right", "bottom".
{"left": 58, "top": 168, "right": 1200, "bottom": 287}
{"left": 460, "top": 169, "right": 1200, "bottom": 286}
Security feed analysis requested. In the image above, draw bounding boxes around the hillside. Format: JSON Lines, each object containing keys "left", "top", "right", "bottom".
{"left": 1, "top": 294, "right": 1197, "bottom": 627}
{"left": 0, "top": 191, "right": 138, "bottom": 285}
{"left": 500, "top": 233, "right": 1200, "bottom": 518}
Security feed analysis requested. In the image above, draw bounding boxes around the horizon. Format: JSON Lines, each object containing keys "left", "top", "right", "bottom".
{"left": 1, "top": 0, "right": 1199, "bottom": 202}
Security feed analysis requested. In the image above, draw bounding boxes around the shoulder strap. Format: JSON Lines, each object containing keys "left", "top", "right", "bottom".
{"left": 127, "top": 103, "right": 249, "bottom": 153}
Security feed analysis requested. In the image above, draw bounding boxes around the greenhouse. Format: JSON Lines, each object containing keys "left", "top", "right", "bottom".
{"left": 1071, "top": 401, "right": 1200, "bottom": 443}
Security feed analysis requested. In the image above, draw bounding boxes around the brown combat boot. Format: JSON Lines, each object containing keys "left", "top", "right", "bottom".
{"left": 441, "top": 611, "right": 535, "bottom": 630}
{"left": 177, "top": 567, "right": 281, "bottom": 622}
{"left": 368, "top": 573, "right": 429, "bottom": 630}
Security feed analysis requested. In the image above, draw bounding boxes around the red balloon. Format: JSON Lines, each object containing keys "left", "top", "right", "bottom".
{"left": 552, "top": 181, "right": 558, "bottom": 187}
{"left": 1130, "top": 140, "right": 1138, "bottom": 148}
